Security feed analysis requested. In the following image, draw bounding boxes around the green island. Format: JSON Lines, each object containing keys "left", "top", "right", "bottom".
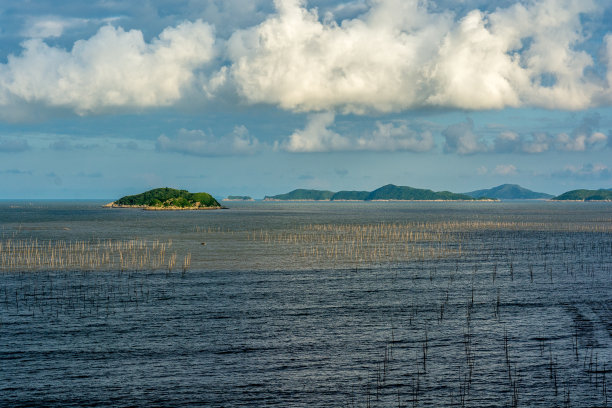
{"left": 104, "top": 187, "right": 224, "bottom": 210}
{"left": 265, "top": 184, "right": 492, "bottom": 201}
{"left": 223, "top": 195, "right": 254, "bottom": 201}
{"left": 265, "top": 189, "right": 335, "bottom": 201}
{"left": 464, "top": 184, "right": 553, "bottom": 200}
{"left": 552, "top": 189, "right": 612, "bottom": 201}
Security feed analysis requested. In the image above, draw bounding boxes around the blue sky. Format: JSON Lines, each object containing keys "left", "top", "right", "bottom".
{"left": 0, "top": 0, "right": 611, "bottom": 199}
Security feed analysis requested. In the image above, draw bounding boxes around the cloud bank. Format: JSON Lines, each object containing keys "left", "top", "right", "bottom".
{"left": 279, "top": 113, "right": 435, "bottom": 152}
{"left": 228, "top": 0, "right": 609, "bottom": 113}
{"left": 552, "top": 163, "right": 612, "bottom": 180}
{"left": 443, "top": 116, "right": 609, "bottom": 155}
{"left": 156, "top": 126, "right": 260, "bottom": 156}
{"left": 1, "top": 0, "right": 612, "bottom": 117}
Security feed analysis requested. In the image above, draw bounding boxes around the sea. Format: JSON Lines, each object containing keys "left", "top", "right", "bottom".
{"left": 0, "top": 200, "right": 610, "bottom": 407}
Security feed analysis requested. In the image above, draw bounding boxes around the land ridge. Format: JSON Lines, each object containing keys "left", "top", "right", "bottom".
{"left": 265, "top": 184, "right": 492, "bottom": 201}
{"left": 552, "top": 188, "right": 612, "bottom": 201}
{"left": 464, "top": 184, "right": 553, "bottom": 200}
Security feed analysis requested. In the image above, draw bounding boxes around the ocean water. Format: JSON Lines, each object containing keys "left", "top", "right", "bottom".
{"left": 0, "top": 200, "right": 610, "bottom": 407}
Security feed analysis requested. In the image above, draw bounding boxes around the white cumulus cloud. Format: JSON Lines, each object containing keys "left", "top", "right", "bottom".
{"left": 493, "top": 164, "right": 518, "bottom": 176}
{"left": 1, "top": 0, "right": 612, "bottom": 118}
{"left": 228, "top": 0, "right": 453, "bottom": 113}
{"left": 442, "top": 119, "right": 489, "bottom": 155}
{"left": 279, "top": 112, "right": 351, "bottom": 152}
{"left": 227, "top": 0, "right": 608, "bottom": 113}
{"left": 0, "top": 20, "right": 216, "bottom": 115}
{"left": 22, "top": 17, "right": 80, "bottom": 39}
{"left": 356, "top": 121, "right": 434, "bottom": 152}
{"left": 493, "top": 131, "right": 551, "bottom": 153}
{"left": 279, "top": 113, "right": 436, "bottom": 153}
{"left": 555, "top": 131, "right": 607, "bottom": 152}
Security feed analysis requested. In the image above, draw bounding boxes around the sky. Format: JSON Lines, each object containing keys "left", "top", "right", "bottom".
{"left": 0, "top": 0, "right": 611, "bottom": 199}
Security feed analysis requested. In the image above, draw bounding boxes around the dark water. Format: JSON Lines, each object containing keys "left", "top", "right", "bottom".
{"left": 0, "top": 201, "right": 611, "bottom": 407}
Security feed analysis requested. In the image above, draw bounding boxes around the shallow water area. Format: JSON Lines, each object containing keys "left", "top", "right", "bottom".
{"left": 1, "top": 200, "right": 611, "bottom": 407}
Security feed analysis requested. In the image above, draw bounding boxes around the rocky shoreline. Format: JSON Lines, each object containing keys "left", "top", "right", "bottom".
{"left": 103, "top": 202, "right": 226, "bottom": 210}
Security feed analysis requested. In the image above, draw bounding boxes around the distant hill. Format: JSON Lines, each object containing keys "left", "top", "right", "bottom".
{"left": 465, "top": 184, "right": 553, "bottom": 200}
{"left": 552, "top": 189, "right": 612, "bottom": 201}
{"left": 331, "top": 190, "right": 370, "bottom": 201}
{"left": 105, "top": 187, "right": 222, "bottom": 209}
{"left": 265, "top": 184, "right": 484, "bottom": 201}
{"left": 223, "top": 195, "right": 254, "bottom": 201}
{"left": 367, "top": 184, "right": 477, "bottom": 201}
{"left": 264, "top": 189, "right": 335, "bottom": 201}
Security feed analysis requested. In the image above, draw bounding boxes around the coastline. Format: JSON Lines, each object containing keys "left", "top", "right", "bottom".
{"left": 549, "top": 199, "right": 612, "bottom": 202}
{"left": 103, "top": 202, "right": 226, "bottom": 210}
{"left": 262, "top": 199, "right": 498, "bottom": 202}
{"left": 263, "top": 198, "right": 330, "bottom": 202}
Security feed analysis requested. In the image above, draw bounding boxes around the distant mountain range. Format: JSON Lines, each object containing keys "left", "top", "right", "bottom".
{"left": 264, "top": 184, "right": 486, "bottom": 201}
{"left": 464, "top": 184, "right": 553, "bottom": 200}
{"left": 258, "top": 184, "right": 612, "bottom": 202}
{"left": 552, "top": 189, "right": 612, "bottom": 201}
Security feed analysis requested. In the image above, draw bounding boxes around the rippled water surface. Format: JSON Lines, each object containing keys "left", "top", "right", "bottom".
{"left": 1, "top": 201, "right": 611, "bottom": 407}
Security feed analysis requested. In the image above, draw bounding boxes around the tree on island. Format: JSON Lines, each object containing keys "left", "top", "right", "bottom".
{"left": 108, "top": 187, "right": 222, "bottom": 209}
